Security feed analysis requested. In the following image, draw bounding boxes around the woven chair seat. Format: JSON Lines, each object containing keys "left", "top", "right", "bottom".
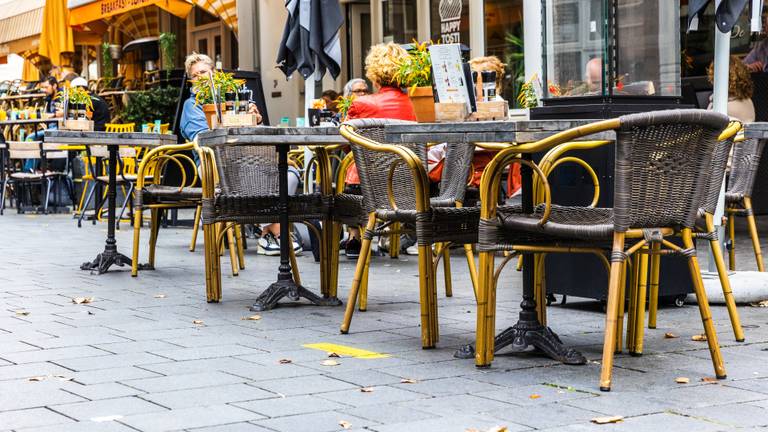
{"left": 724, "top": 192, "right": 746, "bottom": 206}
{"left": 370, "top": 205, "right": 479, "bottom": 245}
{"left": 333, "top": 193, "right": 367, "bottom": 227}
{"left": 135, "top": 185, "right": 202, "bottom": 207}
{"left": 203, "top": 193, "right": 330, "bottom": 225}
{"left": 96, "top": 174, "right": 153, "bottom": 183}
{"left": 497, "top": 204, "right": 615, "bottom": 239}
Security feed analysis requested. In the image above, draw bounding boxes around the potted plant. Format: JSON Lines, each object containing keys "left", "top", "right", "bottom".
{"left": 191, "top": 71, "right": 243, "bottom": 128}
{"left": 396, "top": 41, "right": 435, "bottom": 123}
{"left": 335, "top": 94, "right": 355, "bottom": 122}
{"left": 58, "top": 86, "right": 93, "bottom": 120}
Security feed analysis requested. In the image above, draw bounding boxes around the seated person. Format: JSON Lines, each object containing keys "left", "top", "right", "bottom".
{"left": 744, "top": 15, "right": 768, "bottom": 72}
{"left": 707, "top": 56, "right": 756, "bottom": 123}
{"left": 566, "top": 57, "right": 603, "bottom": 96}
{"left": 71, "top": 77, "right": 110, "bottom": 132}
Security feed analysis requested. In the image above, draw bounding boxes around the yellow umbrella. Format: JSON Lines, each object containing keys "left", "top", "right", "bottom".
{"left": 22, "top": 59, "right": 40, "bottom": 82}
{"left": 39, "top": 0, "right": 75, "bottom": 66}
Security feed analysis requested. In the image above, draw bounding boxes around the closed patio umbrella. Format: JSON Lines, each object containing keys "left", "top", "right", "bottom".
{"left": 39, "top": 0, "right": 74, "bottom": 66}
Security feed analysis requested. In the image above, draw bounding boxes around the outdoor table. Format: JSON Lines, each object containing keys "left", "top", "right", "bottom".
{"left": 0, "top": 118, "right": 61, "bottom": 137}
{"left": 198, "top": 126, "right": 344, "bottom": 311}
{"left": 44, "top": 130, "right": 177, "bottom": 274}
{"left": 744, "top": 122, "right": 768, "bottom": 139}
{"left": 386, "top": 119, "right": 614, "bottom": 365}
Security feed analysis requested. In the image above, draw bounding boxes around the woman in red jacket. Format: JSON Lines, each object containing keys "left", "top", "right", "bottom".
{"left": 343, "top": 43, "right": 416, "bottom": 258}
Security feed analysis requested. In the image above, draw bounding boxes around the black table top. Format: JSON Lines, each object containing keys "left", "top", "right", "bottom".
{"left": 743, "top": 122, "right": 768, "bottom": 139}
{"left": 0, "top": 118, "right": 60, "bottom": 127}
{"left": 44, "top": 130, "right": 178, "bottom": 146}
{"left": 198, "top": 126, "right": 344, "bottom": 146}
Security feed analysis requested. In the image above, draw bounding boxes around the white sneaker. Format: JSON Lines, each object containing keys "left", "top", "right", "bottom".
{"left": 405, "top": 244, "right": 419, "bottom": 255}
{"left": 257, "top": 233, "right": 281, "bottom": 256}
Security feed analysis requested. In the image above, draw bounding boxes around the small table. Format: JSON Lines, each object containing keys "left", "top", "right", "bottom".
{"left": 45, "top": 130, "right": 177, "bottom": 274}
{"left": 199, "top": 127, "right": 344, "bottom": 311}
{"left": 386, "top": 120, "right": 614, "bottom": 365}
{"left": 0, "top": 118, "right": 61, "bottom": 137}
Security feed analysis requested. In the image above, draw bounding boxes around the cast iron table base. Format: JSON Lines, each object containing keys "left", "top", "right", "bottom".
{"left": 81, "top": 250, "right": 132, "bottom": 274}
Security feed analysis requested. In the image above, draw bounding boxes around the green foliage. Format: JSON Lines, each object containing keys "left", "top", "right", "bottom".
{"left": 159, "top": 33, "right": 177, "bottom": 73}
{"left": 335, "top": 95, "right": 355, "bottom": 121}
{"left": 57, "top": 86, "right": 93, "bottom": 111}
{"left": 190, "top": 71, "right": 243, "bottom": 106}
{"left": 120, "top": 86, "right": 180, "bottom": 125}
{"left": 101, "top": 43, "right": 113, "bottom": 79}
{"left": 396, "top": 41, "right": 433, "bottom": 89}
{"left": 504, "top": 32, "right": 525, "bottom": 108}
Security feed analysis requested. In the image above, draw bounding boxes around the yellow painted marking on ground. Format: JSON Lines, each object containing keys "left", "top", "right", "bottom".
{"left": 302, "top": 343, "right": 390, "bottom": 359}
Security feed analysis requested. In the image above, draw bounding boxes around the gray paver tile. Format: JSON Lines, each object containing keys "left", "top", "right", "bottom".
{"left": 151, "top": 345, "right": 264, "bottom": 361}
{"left": 318, "top": 385, "right": 428, "bottom": 407}
{"left": 233, "top": 394, "right": 350, "bottom": 418}
{"left": 391, "top": 376, "right": 503, "bottom": 397}
{"left": 0, "top": 380, "right": 86, "bottom": 411}
{"left": 53, "top": 352, "right": 168, "bottom": 371}
{"left": 96, "top": 340, "right": 185, "bottom": 354}
{"left": 118, "top": 404, "right": 264, "bottom": 432}
{"left": 122, "top": 371, "right": 246, "bottom": 393}
{"left": 0, "top": 407, "right": 74, "bottom": 430}
{"left": 676, "top": 403, "right": 768, "bottom": 428}
{"left": 17, "top": 421, "right": 137, "bottom": 432}
{"left": 254, "top": 375, "right": 358, "bottom": 396}
{"left": 186, "top": 423, "right": 275, "bottom": 432}
{"left": 339, "top": 403, "right": 438, "bottom": 424}
{"left": 142, "top": 383, "right": 275, "bottom": 409}
{"left": 254, "top": 411, "right": 375, "bottom": 432}
{"left": 1, "top": 346, "right": 111, "bottom": 364}
{"left": 50, "top": 396, "right": 167, "bottom": 421}
{"left": 367, "top": 414, "right": 529, "bottom": 432}
{"left": 63, "top": 382, "right": 144, "bottom": 400}
{"left": 73, "top": 366, "right": 163, "bottom": 385}
{"left": 0, "top": 361, "right": 76, "bottom": 381}
{"left": 489, "top": 402, "right": 600, "bottom": 429}
{"left": 392, "top": 394, "right": 519, "bottom": 416}
{"left": 475, "top": 383, "right": 599, "bottom": 406}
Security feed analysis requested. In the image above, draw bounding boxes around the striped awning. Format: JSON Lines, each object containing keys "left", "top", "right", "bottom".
{"left": 0, "top": 0, "right": 45, "bottom": 58}
{"left": 191, "top": 0, "right": 237, "bottom": 33}
{"left": 105, "top": 6, "right": 161, "bottom": 40}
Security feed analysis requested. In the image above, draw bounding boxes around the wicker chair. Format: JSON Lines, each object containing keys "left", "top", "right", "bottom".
{"left": 725, "top": 137, "right": 766, "bottom": 272}
{"left": 475, "top": 110, "right": 730, "bottom": 391}
{"left": 198, "top": 142, "right": 331, "bottom": 303}
{"left": 338, "top": 118, "right": 480, "bottom": 349}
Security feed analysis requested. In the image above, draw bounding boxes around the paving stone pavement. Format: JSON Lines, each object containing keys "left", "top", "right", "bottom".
{"left": 0, "top": 212, "right": 767, "bottom": 432}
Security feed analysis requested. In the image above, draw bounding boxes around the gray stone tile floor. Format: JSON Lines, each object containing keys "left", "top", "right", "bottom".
{"left": 0, "top": 212, "right": 767, "bottom": 431}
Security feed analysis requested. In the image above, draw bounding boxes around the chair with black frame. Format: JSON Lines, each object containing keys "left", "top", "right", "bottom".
{"left": 3, "top": 141, "right": 74, "bottom": 214}
{"left": 474, "top": 110, "right": 730, "bottom": 391}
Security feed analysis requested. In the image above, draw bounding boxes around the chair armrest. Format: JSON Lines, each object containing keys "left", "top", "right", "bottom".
{"left": 535, "top": 140, "right": 612, "bottom": 208}
{"left": 135, "top": 142, "right": 197, "bottom": 191}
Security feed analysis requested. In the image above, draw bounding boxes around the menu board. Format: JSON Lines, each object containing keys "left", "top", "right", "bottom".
{"left": 428, "top": 43, "right": 472, "bottom": 113}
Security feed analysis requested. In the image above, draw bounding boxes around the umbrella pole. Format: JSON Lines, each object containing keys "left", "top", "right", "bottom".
{"left": 709, "top": 2, "right": 730, "bottom": 273}
{"left": 304, "top": 57, "right": 317, "bottom": 193}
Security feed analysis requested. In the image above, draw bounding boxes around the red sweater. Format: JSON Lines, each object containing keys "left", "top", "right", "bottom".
{"left": 345, "top": 86, "right": 416, "bottom": 184}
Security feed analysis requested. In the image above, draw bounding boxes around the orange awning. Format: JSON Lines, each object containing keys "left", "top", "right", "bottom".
{"left": 191, "top": 0, "right": 237, "bottom": 34}
{"left": 69, "top": 0, "right": 192, "bottom": 26}
{"left": 22, "top": 58, "right": 40, "bottom": 81}
{"left": 39, "top": 0, "right": 75, "bottom": 66}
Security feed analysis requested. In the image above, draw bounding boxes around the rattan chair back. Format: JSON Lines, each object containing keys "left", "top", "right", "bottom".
{"left": 435, "top": 141, "right": 475, "bottom": 206}
{"left": 342, "top": 118, "right": 425, "bottom": 214}
{"left": 728, "top": 137, "right": 765, "bottom": 199}
{"left": 700, "top": 130, "right": 738, "bottom": 216}
{"left": 212, "top": 144, "right": 279, "bottom": 198}
{"left": 613, "top": 110, "right": 728, "bottom": 232}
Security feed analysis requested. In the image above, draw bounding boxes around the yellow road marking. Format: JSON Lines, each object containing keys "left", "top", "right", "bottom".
{"left": 302, "top": 343, "right": 390, "bottom": 359}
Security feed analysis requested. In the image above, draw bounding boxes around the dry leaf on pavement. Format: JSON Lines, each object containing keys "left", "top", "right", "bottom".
{"left": 529, "top": 394, "right": 541, "bottom": 399}
{"left": 675, "top": 377, "right": 690, "bottom": 384}
{"left": 14, "top": 310, "right": 30, "bottom": 316}
{"left": 192, "top": 320, "right": 204, "bottom": 325}
{"left": 691, "top": 334, "right": 707, "bottom": 342}
{"left": 664, "top": 332, "right": 678, "bottom": 339}
{"left": 400, "top": 378, "right": 418, "bottom": 384}
{"left": 72, "top": 297, "right": 94, "bottom": 304}
{"left": 327, "top": 352, "right": 340, "bottom": 358}
{"left": 750, "top": 299, "right": 768, "bottom": 307}
{"left": 53, "top": 375, "right": 73, "bottom": 381}
{"left": 241, "top": 315, "right": 262, "bottom": 321}
{"left": 339, "top": 420, "right": 352, "bottom": 429}
{"left": 28, "top": 376, "right": 46, "bottom": 382}
{"left": 591, "top": 416, "right": 624, "bottom": 424}
{"left": 278, "top": 359, "right": 292, "bottom": 364}
{"left": 360, "top": 387, "right": 374, "bottom": 393}
{"left": 321, "top": 359, "right": 340, "bottom": 366}
{"left": 701, "top": 377, "right": 718, "bottom": 383}
{"left": 153, "top": 294, "right": 166, "bottom": 299}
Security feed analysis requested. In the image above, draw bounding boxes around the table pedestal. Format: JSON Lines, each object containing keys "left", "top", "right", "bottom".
{"left": 250, "top": 144, "right": 341, "bottom": 311}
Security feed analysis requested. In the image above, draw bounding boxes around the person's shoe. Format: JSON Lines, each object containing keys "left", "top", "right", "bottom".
{"left": 257, "top": 233, "right": 281, "bottom": 256}
{"left": 405, "top": 244, "right": 419, "bottom": 255}
{"left": 378, "top": 234, "right": 390, "bottom": 253}
{"left": 345, "top": 237, "right": 361, "bottom": 259}
{"left": 290, "top": 235, "right": 304, "bottom": 256}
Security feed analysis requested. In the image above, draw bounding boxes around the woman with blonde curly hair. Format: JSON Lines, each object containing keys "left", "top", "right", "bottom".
{"left": 342, "top": 43, "right": 416, "bottom": 258}
{"left": 707, "top": 56, "right": 755, "bottom": 122}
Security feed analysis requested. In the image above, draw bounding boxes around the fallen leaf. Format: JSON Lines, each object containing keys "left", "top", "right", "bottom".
{"left": 339, "top": 420, "right": 352, "bottom": 429}
{"left": 72, "top": 297, "right": 94, "bottom": 304}
{"left": 14, "top": 310, "right": 30, "bottom": 316}
{"left": 675, "top": 377, "right": 690, "bottom": 384}
{"left": 529, "top": 394, "right": 541, "bottom": 400}
{"left": 691, "top": 334, "right": 707, "bottom": 342}
{"left": 28, "top": 376, "right": 46, "bottom": 382}
{"left": 153, "top": 294, "right": 167, "bottom": 299}
{"left": 750, "top": 299, "right": 768, "bottom": 307}
{"left": 192, "top": 320, "right": 204, "bottom": 325}
{"left": 87, "top": 311, "right": 94, "bottom": 315}
{"left": 54, "top": 375, "right": 73, "bottom": 381}
{"left": 278, "top": 359, "right": 292, "bottom": 364}
{"left": 321, "top": 359, "right": 340, "bottom": 366}
{"left": 327, "top": 352, "right": 340, "bottom": 358}
{"left": 241, "top": 315, "right": 262, "bottom": 321}
{"left": 664, "top": 332, "right": 678, "bottom": 339}
{"left": 400, "top": 378, "right": 418, "bottom": 384}
{"left": 591, "top": 416, "right": 624, "bottom": 424}
{"left": 487, "top": 427, "right": 509, "bottom": 432}
{"left": 701, "top": 377, "right": 718, "bottom": 383}
{"left": 360, "top": 387, "right": 374, "bottom": 393}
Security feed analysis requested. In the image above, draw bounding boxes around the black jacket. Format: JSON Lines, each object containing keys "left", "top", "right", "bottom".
{"left": 89, "top": 95, "right": 110, "bottom": 131}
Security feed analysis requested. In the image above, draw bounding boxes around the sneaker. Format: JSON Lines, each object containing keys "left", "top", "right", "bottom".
{"left": 345, "top": 237, "right": 361, "bottom": 259}
{"left": 257, "top": 233, "right": 280, "bottom": 256}
{"left": 289, "top": 235, "right": 303, "bottom": 256}
{"left": 405, "top": 244, "right": 419, "bottom": 255}
{"left": 378, "top": 234, "right": 390, "bottom": 253}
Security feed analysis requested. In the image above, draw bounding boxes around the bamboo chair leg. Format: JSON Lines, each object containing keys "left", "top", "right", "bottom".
{"left": 418, "top": 242, "right": 439, "bottom": 348}
{"left": 615, "top": 260, "right": 627, "bottom": 353}
{"left": 631, "top": 248, "right": 650, "bottom": 356}
{"left": 329, "top": 222, "right": 342, "bottom": 299}
{"left": 728, "top": 213, "right": 736, "bottom": 271}
{"left": 389, "top": 223, "right": 400, "bottom": 258}
{"left": 744, "top": 198, "right": 765, "bottom": 272}
{"left": 648, "top": 243, "right": 661, "bottom": 329}
{"left": 358, "top": 247, "right": 372, "bottom": 311}
{"left": 289, "top": 241, "right": 301, "bottom": 286}
{"left": 217, "top": 223, "right": 225, "bottom": 256}
{"left": 599, "top": 233, "right": 626, "bottom": 392}
{"left": 626, "top": 253, "right": 639, "bottom": 353}
{"left": 341, "top": 214, "right": 376, "bottom": 334}
{"left": 476, "top": 250, "right": 496, "bottom": 367}
{"left": 204, "top": 222, "right": 222, "bottom": 302}
{"left": 226, "top": 226, "right": 239, "bottom": 277}
{"left": 681, "top": 228, "right": 727, "bottom": 379}
{"left": 464, "top": 244, "right": 479, "bottom": 301}
{"left": 705, "top": 215, "right": 744, "bottom": 342}
{"left": 442, "top": 243, "right": 453, "bottom": 297}
{"left": 235, "top": 224, "right": 245, "bottom": 270}
{"left": 189, "top": 204, "right": 202, "bottom": 252}
{"left": 131, "top": 208, "right": 143, "bottom": 277}
{"left": 148, "top": 208, "right": 160, "bottom": 268}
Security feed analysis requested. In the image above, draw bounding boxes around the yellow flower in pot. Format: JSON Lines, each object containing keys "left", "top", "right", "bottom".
{"left": 191, "top": 71, "right": 244, "bottom": 128}
{"left": 396, "top": 40, "right": 435, "bottom": 123}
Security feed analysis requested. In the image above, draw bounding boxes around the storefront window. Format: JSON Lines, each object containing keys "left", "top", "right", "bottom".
{"left": 430, "top": 0, "right": 469, "bottom": 45}
{"left": 484, "top": 0, "right": 524, "bottom": 105}
{"left": 383, "top": 0, "right": 417, "bottom": 44}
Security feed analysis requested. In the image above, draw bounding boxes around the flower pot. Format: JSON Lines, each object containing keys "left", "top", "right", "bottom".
{"left": 109, "top": 44, "right": 122, "bottom": 60}
{"left": 202, "top": 103, "right": 225, "bottom": 128}
{"left": 408, "top": 86, "right": 436, "bottom": 123}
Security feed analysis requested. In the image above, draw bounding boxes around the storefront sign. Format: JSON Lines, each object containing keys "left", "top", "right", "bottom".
{"left": 69, "top": 0, "right": 192, "bottom": 25}
{"left": 439, "top": 0, "right": 463, "bottom": 44}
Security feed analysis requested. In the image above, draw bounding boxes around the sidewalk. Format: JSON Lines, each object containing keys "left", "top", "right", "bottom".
{"left": 0, "top": 213, "right": 767, "bottom": 432}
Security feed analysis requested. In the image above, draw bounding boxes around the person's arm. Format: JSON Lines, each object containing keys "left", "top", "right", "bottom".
{"left": 180, "top": 98, "right": 210, "bottom": 142}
